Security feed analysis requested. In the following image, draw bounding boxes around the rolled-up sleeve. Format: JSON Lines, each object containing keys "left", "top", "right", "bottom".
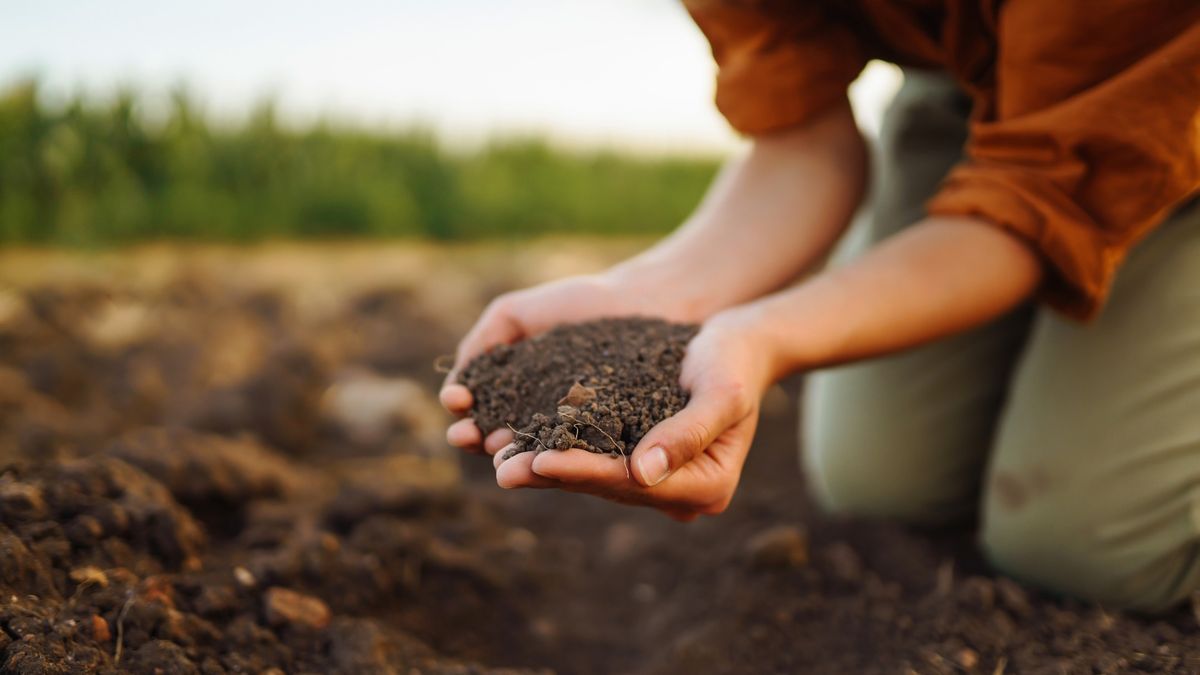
{"left": 927, "top": 2, "right": 1200, "bottom": 320}
{"left": 684, "top": 0, "right": 868, "bottom": 135}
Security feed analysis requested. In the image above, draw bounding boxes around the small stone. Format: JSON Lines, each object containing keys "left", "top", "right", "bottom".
{"left": 233, "top": 566, "right": 256, "bottom": 588}
{"left": 264, "top": 587, "right": 331, "bottom": 630}
{"left": 90, "top": 615, "right": 110, "bottom": 642}
{"left": 956, "top": 647, "right": 979, "bottom": 670}
{"left": 558, "top": 382, "right": 597, "bottom": 408}
{"left": 745, "top": 525, "right": 808, "bottom": 569}
{"left": 69, "top": 567, "right": 109, "bottom": 589}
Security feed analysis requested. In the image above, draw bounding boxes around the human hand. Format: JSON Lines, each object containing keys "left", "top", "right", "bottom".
{"left": 440, "top": 273, "right": 682, "bottom": 455}
{"left": 491, "top": 307, "right": 778, "bottom": 521}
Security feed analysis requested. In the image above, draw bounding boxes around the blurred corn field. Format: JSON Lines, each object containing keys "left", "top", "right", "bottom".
{"left": 0, "top": 80, "right": 722, "bottom": 245}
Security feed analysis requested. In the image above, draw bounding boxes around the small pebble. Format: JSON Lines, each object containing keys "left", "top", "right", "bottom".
{"left": 68, "top": 566, "right": 109, "bottom": 589}
{"left": 233, "top": 566, "right": 256, "bottom": 588}
{"left": 90, "top": 615, "right": 110, "bottom": 643}
{"left": 264, "top": 587, "right": 331, "bottom": 630}
{"left": 746, "top": 525, "right": 808, "bottom": 569}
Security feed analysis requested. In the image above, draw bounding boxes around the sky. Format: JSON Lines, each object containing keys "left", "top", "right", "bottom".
{"left": 0, "top": 0, "right": 902, "bottom": 154}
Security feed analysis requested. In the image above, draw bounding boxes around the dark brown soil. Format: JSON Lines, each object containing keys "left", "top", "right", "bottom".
{"left": 2, "top": 263, "right": 1200, "bottom": 674}
{"left": 0, "top": 425, "right": 553, "bottom": 674}
{"left": 460, "top": 318, "right": 697, "bottom": 459}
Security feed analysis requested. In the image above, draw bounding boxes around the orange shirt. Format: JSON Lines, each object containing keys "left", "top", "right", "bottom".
{"left": 685, "top": 0, "right": 1200, "bottom": 319}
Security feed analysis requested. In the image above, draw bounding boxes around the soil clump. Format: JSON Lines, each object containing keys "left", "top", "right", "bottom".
{"left": 460, "top": 318, "right": 697, "bottom": 460}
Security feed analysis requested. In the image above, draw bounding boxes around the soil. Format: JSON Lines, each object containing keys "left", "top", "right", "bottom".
{"left": 459, "top": 318, "right": 697, "bottom": 459}
{"left": 2, "top": 249, "right": 1199, "bottom": 674}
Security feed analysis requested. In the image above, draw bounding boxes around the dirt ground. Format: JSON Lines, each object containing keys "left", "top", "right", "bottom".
{"left": 2, "top": 243, "right": 1199, "bottom": 674}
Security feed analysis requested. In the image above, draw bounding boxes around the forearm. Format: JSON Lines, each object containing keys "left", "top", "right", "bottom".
{"left": 608, "top": 103, "right": 867, "bottom": 322}
{"left": 735, "top": 216, "right": 1043, "bottom": 380}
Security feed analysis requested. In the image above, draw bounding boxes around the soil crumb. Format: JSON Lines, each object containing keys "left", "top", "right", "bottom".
{"left": 459, "top": 318, "right": 697, "bottom": 459}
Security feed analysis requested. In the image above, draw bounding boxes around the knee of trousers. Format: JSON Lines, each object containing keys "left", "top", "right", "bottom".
{"left": 981, "top": 473, "right": 1200, "bottom": 613}
{"left": 803, "top": 427, "right": 978, "bottom": 526}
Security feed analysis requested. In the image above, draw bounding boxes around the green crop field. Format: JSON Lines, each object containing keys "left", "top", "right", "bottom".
{"left": 0, "top": 80, "right": 722, "bottom": 246}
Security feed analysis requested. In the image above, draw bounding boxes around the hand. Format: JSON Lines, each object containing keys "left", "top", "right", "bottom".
{"left": 440, "top": 273, "right": 683, "bottom": 454}
{"left": 492, "top": 307, "right": 778, "bottom": 521}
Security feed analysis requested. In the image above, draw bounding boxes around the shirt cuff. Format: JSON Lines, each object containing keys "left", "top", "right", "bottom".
{"left": 927, "top": 164, "right": 1121, "bottom": 321}
{"left": 713, "top": 41, "right": 862, "bottom": 136}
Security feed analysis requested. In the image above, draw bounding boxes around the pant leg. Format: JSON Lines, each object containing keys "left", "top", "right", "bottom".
{"left": 982, "top": 197, "right": 1200, "bottom": 611}
{"left": 802, "top": 70, "right": 1035, "bottom": 524}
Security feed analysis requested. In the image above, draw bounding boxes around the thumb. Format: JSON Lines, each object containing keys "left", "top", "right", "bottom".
{"left": 442, "top": 297, "right": 525, "bottom": 391}
{"left": 630, "top": 382, "right": 748, "bottom": 487}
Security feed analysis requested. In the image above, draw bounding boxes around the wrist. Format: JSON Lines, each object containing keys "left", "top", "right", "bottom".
{"left": 707, "top": 304, "right": 789, "bottom": 394}
{"left": 719, "top": 284, "right": 838, "bottom": 384}
{"left": 603, "top": 257, "right": 715, "bottom": 323}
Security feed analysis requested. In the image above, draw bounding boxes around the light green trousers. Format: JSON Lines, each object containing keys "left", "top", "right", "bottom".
{"left": 802, "top": 70, "right": 1200, "bottom": 611}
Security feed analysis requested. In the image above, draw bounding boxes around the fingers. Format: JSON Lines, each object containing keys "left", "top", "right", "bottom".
{"left": 441, "top": 297, "right": 524, "bottom": 447}
{"left": 496, "top": 443, "right": 743, "bottom": 517}
{"left": 529, "top": 449, "right": 631, "bottom": 486}
{"left": 629, "top": 382, "right": 750, "bottom": 487}
{"left": 439, "top": 384, "right": 473, "bottom": 416}
{"left": 530, "top": 450, "right": 729, "bottom": 516}
{"left": 528, "top": 446, "right": 723, "bottom": 507}
{"left": 484, "top": 428, "right": 514, "bottom": 455}
{"left": 453, "top": 297, "right": 525, "bottom": 377}
{"left": 446, "top": 418, "right": 483, "bottom": 453}
{"left": 664, "top": 508, "right": 700, "bottom": 523}
{"left": 492, "top": 444, "right": 512, "bottom": 469}
{"left": 495, "top": 450, "right": 558, "bottom": 489}
{"left": 447, "top": 421, "right": 512, "bottom": 458}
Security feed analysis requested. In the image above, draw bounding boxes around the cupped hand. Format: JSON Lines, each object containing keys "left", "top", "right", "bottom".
{"left": 440, "top": 273, "right": 673, "bottom": 454}
{"left": 492, "top": 308, "right": 777, "bottom": 521}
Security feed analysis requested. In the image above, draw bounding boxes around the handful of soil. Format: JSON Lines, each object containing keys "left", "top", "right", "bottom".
{"left": 459, "top": 317, "right": 698, "bottom": 460}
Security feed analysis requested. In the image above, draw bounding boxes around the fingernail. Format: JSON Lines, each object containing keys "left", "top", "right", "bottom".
{"left": 638, "top": 446, "right": 671, "bottom": 486}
